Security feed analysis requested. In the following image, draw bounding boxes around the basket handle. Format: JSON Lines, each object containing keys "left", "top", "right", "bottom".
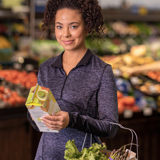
{"left": 81, "top": 133, "right": 93, "bottom": 150}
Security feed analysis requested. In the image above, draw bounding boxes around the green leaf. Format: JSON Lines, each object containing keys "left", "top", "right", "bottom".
{"left": 64, "top": 140, "right": 81, "bottom": 160}
{"left": 64, "top": 140, "right": 108, "bottom": 160}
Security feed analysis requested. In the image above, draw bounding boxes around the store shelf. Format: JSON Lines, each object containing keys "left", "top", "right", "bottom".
{"left": 0, "top": 106, "right": 41, "bottom": 160}
{"left": 35, "top": 9, "right": 160, "bottom": 22}
{"left": 102, "top": 9, "right": 160, "bottom": 22}
{"left": 0, "top": 9, "right": 24, "bottom": 19}
{"left": 0, "top": 106, "right": 27, "bottom": 120}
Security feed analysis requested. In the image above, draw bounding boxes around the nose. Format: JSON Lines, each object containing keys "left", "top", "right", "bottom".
{"left": 63, "top": 27, "right": 71, "bottom": 37}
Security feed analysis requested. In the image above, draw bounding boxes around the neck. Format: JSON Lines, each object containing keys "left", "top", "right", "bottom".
{"left": 63, "top": 47, "right": 87, "bottom": 65}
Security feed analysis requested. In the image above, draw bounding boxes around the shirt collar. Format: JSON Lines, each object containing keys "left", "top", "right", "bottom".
{"left": 50, "top": 51, "right": 64, "bottom": 68}
{"left": 51, "top": 49, "right": 92, "bottom": 68}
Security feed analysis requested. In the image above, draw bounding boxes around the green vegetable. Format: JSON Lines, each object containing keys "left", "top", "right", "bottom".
{"left": 64, "top": 141, "right": 138, "bottom": 160}
{"left": 64, "top": 140, "right": 108, "bottom": 160}
{"left": 109, "top": 143, "right": 138, "bottom": 160}
{"left": 64, "top": 140, "right": 81, "bottom": 159}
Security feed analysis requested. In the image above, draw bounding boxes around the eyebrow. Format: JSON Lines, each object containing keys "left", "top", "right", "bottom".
{"left": 55, "top": 22, "right": 79, "bottom": 25}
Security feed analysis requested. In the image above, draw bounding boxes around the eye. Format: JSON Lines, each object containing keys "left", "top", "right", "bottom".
{"left": 71, "top": 26, "right": 78, "bottom": 29}
{"left": 56, "top": 26, "right": 62, "bottom": 29}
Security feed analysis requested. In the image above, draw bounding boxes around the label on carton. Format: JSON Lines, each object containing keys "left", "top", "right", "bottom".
{"left": 25, "top": 83, "right": 61, "bottom": 132}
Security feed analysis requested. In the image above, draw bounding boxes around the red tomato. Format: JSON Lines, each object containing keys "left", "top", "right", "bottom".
{"left": 117, "top": 91, "right": 123, "bottom": 99}
{"left": 123, "top": 96, "right": 135, "bottom": 106}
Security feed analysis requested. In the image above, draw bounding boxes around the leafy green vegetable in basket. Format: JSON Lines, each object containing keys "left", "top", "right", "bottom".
{"left": 64, "top": 140, "right": 81, "bottom": 159}
{"left": 64, "top": 140, "right": 108, "bottom": 160}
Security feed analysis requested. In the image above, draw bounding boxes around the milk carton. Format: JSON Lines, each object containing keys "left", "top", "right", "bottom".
{"left": 25, "top": 83, "right": 61, "bottom": 132}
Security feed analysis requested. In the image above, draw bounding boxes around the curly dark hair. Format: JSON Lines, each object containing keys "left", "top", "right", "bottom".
{"left": 42, "top": 0, "right": 105, "bottom": 39}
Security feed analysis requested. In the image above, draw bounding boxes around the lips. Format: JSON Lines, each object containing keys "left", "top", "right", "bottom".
{"left": 62, "top": 40, "right": 74, "bottom": 45}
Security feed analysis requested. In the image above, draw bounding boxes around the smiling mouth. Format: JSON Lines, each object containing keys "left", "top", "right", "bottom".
{"left": 62, "top": 40, "right": 74, "bottom": 45}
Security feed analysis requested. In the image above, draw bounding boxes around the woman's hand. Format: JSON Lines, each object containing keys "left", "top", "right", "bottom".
{"left": 41, "top": 111, "right": 70, "bottom": 131}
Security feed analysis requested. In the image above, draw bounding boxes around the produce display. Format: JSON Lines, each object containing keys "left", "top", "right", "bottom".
{"left": 0, "top": 36, "right": 13, "bottom": 62}
{"left": 130, "top": 75, "right": 160, "bottom": 96}
{"left": 85, "top": 21, "right": 160, "bottom": 56}
{"left": 0, "top": 22, "right": 28, "bottom": 36}
{"left": 31, "top": 40, "right": 64, "bottom": 64}
{"left": 0, "top": 20, "right": 30, "bottom": 65}
{"left": 0, "top": 86, "right": 26, "bottom": 108}
{"left": 104, "top": 21, "right": 160, "bottom": 37}
{"left": 115, "top": 76, "right": 159, "bottom": 113}
{"left": 98, "top": 41, "right": 160, "bottom": 114}
{"left": 0, "top": 36, "right": 12, "bottom": 49}
{"left": 0, "top": 70, "right": 37, "bottom": 89}
{"left": 0, "top": 69, "right": 37, "bottom": 108}
{"left": 117, "top": 91, "right": 140, "bottom": 114}
{"left": 146, "top": 71, "right": 160, "bottom": 82}
{"left": 101, "top": 45, "right": 154, "bottom": 71}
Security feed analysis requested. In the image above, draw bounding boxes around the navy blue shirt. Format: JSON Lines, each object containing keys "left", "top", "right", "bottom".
{"left": 27, "top": 49, "right": 118, "bottom": 160}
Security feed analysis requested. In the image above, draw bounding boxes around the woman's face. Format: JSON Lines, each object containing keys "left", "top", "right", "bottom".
{"left": 55, "top": 8, "right": 87, "bottom": 52}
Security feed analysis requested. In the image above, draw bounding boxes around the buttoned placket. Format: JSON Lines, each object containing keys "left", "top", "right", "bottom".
{"left": 51, "top": 49, "right": 92, "bottom": 99}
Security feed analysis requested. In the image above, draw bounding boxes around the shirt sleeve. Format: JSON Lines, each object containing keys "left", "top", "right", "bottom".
{"left": 68, "top": 65, "right": 118, "bottom": 138}
{"left": 27, "top": 112, "right": 40, "bottom": 132}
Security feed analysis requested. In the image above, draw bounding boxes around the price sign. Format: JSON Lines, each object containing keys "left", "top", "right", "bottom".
{"left": 130, "top": 77, "right": 139, "bottom": 85}
{"left": 13, "top": 63, "right": 22, "bottom": 70}
{"left": 143, "top": 107, "right": 152, "bottom": 116}
{"left": 123, "top": 109, "right": 133, "bottom": 119}
{"left": 113, "top": 69, "right": 122, "bottom": 77}
{"left": 149, "top": 85, "right": 157, "bottom": 94}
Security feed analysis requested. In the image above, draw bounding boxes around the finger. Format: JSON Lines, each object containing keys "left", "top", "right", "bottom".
{"left": 43, "top": 122, "right": 61, "bottom": 130}
{"left": 53, "top": 111, "right": 62, "bottom": 116}
{"left": 42, "top": 115, "right": 60, "bottom": 121}
{"left": 45, "top": 125, "right": 60, "bottom": 130}
{"left": 41, "top": 118, "right": 59, "bottom": 125}
{"left": 43, "top": 121, "right": 59, "bottom": 128}
{"left": 42, "top": 119, "right": 63, "bottom": 126}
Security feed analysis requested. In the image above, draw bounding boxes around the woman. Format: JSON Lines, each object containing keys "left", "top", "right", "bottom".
{"left": 27, "top": 0, "right": 118, "bottom": 159}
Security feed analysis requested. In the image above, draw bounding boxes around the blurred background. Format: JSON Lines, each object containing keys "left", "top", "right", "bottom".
{"left": 0, "top": 0, "right": 160, "bottom": 160}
